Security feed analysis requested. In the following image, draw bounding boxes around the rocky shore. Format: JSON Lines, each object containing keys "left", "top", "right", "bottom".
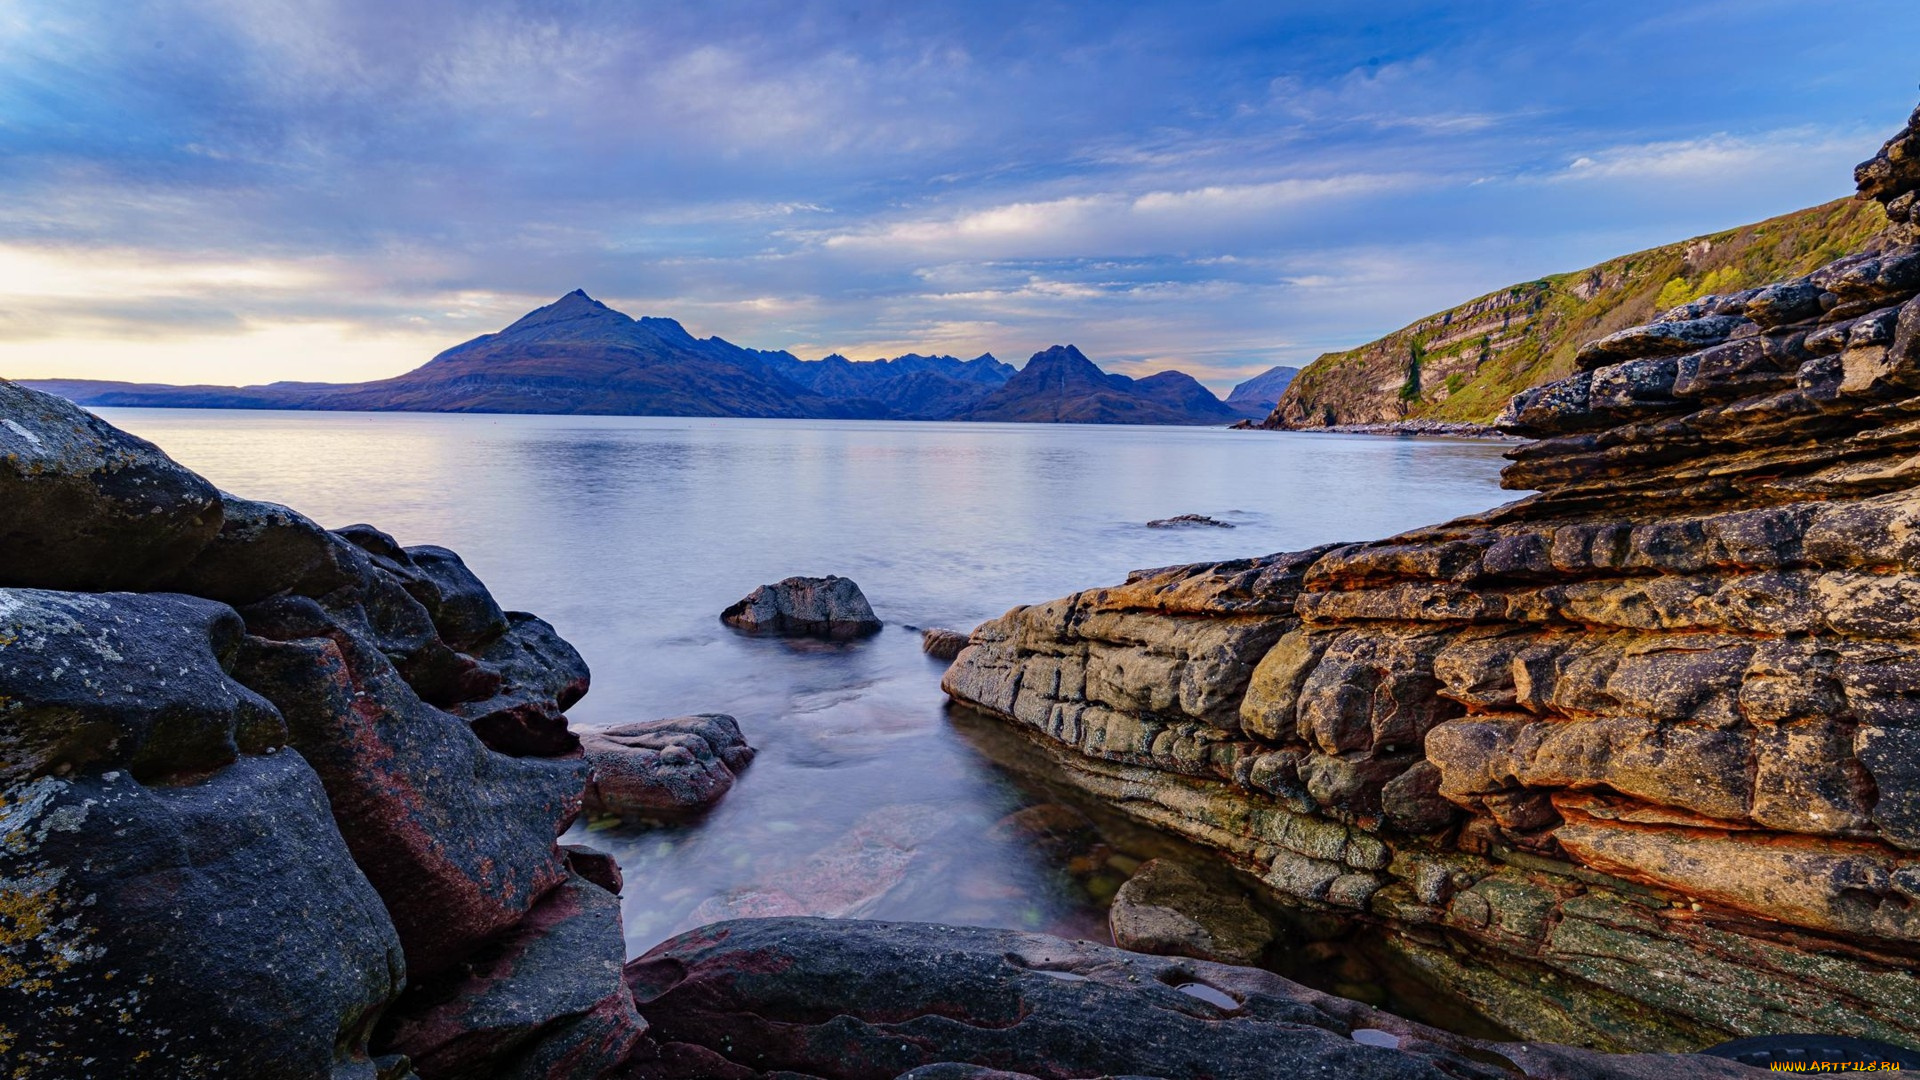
{"left": 16, "top": 100, "right": 1920, "bottom": 1080}
{"left": 944, "top": 108, "right": 1920, "bottom": 1051}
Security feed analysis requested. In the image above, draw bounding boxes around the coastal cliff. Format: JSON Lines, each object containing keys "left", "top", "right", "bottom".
{"left": 945, "top": 108, "right": 1920, "bottom": 1050}
{"left": 1263, "top": 197, "right": 1885, "bottom": 430}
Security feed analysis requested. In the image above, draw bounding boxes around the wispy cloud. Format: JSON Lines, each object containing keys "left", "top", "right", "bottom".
{"left": 1, "top": 0, "right": 1917, "bottom": 392}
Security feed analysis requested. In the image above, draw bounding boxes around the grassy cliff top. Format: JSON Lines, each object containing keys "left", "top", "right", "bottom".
{"left": 1270, "top": 197, "right": 1888, "bottom": 428}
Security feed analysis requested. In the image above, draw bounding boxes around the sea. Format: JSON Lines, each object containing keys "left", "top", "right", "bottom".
{"left": 100, "top": 409, "right": 1515, "bottom": 1030}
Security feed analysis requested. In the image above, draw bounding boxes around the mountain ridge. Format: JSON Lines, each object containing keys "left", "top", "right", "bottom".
{"left": 17, "top": 293, "right": 1236, "bottom": 425}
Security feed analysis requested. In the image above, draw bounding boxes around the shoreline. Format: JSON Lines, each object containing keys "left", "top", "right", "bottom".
{"left": 1231, "top": 417, "right": 1520, "bottom": 440}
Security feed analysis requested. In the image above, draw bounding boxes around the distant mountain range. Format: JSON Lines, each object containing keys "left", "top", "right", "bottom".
{"left": 20, "top": 290, "right": 1249, "bottom": 426}
{"left": 1222, "top": 365, "right": 1298, "bottom": 416}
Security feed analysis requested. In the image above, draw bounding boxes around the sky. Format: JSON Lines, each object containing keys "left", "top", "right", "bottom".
{"left": 2, "top": 1, "right": 1918, "bottom": 394}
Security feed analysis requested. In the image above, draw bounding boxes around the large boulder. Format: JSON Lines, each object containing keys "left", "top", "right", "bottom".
{"left": 0, "top": 379, "right": 222, "bottom": 590}
{"left": 581, "top": 713, "right": 754, "bottom": 822}
{"left": 721, "top": 575, "right": 882, "bottom": 639}
{"left": 621, "top": 918, "right": 1763, "bottom": 1080}
{"left": 0, "top": 585, "right": 404, "bottom": 1078}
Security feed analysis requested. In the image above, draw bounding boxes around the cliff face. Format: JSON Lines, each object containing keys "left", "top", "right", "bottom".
{"left": 945, "top": 108, "right": 1920, "bottom": 1051}
{"left": 1267, "top": 197, "right": 1886, "bottom": 429}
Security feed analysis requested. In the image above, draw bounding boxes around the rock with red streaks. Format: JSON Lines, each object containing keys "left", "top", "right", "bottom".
{"left": 376, "top": 874, "right": 647, "bottom": 1080}
{"left": 234, "top": 593, "right": 585, "bottom": 978}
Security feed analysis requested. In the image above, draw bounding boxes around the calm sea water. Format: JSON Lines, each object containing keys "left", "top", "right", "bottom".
{"left": 100, "top": 409, "right": 1512, "bottom": 1022}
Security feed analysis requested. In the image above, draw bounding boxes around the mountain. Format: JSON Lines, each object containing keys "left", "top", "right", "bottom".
{"left": 1223, "top": 365, "right": 1299, "bottom": 417}
{"left": 752, "top": 350, "right": 1015, "bottom": 419}
{"left": 957, "top": 345, "right": 1240, "bottom": 425}
{"left": 1266, "top": 196, "right": 1888, "bottom": 429}
{"left": 20, "top": 293, "right": 1235, "bottom": 425}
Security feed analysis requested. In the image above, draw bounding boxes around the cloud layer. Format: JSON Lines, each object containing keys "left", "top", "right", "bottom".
{"left": 2, "top": 0, "right": 1916, "bottom": 390}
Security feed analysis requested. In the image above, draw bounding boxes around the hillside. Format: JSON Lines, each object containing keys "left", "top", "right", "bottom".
{"left": 1266, "top": 196, "right": 1887, "bottom": 428}
{"left": 1224, "top": 365, "right": 1299, "bottom": 417}
{"left": 957, "top": 345, "right": 1241, "bottom": 425}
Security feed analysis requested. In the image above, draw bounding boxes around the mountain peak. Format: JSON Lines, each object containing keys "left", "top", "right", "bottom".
{"left": 499, "top": 289, "right": 629, "bottom": 334}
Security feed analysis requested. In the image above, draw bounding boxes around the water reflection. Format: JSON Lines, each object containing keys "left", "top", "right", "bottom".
{"left": 94, "top": 409, "right": 1514, "bottom": 1030}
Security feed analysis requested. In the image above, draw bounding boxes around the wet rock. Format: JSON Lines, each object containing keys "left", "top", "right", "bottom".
{"left": 721, "top": 575, "right": 882, "bottom": 639}
{"left": 0, "top": 379, "right": 222, "bottom": 590}
{"left": 162, "top": 493, "right": 361, "bottom": 605}
{"left": 1108, "top": 859, "right": 1275, "bottom": 965}
{"left": 376, "top": 874, "right": 647, "bottom": 1080}
{"left": 623, "top": 917, "right": 1760, "bottom": 1080}
{"left": 921, "top": 626, "right": 971, "bottom": 660}
{"left": 989, "top": 802, "right": 1101, "bottom": 856}
{"left": 582, "top": 714, "right": 754, "bottom": 822}
{"left": 1147, "top": 514, "right": 1235, "bottom": 528}
{"left": 689, "top": 805, "right": 958, "bottom": 923}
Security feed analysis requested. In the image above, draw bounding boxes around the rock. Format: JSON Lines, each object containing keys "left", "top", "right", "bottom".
{"left": 235, "top": 597, "right": 587, "bottom": 978}
{"left": 447, "top": 611, "right": 592, "bottom": 756}
{"left": 565, "top": 843, "right": 627, "bottom": 895}
{"left": 375, "top": 874, "right": 648, "bottom": 1080}
{"left": 688, "top": 805, "right": 958, "bottom": 924}
{"left": 942, "top": 101, "right": 1920, "bottom": 1052}
{"left": 989, "top": 802, "right": 1101, "bottom": 856}
{"left": 0, "top": 379, "right": 222, "bottom": 590}
{"left": 623, "top": 917, "right": 1763, "bottom": 1080}
{"left": 1108, "top": 859, "right": 1275, "bottom": 965}
{"left": 1, "top": 755, "right": 405, "bottom": 1079}
{"left": 921, "top": 626, "right": 971, "bottom": 660}
{"left": 721, "top": 575, "right": 882, "bottom": 639}
{"left": 0, "top": 588, "right": 285, "bottom": 784}
{"left": 1147, "top": 514, "right": 1236, "bottom": 528}
{"left": 582, "top": 714, "right": 754, "bottom": 821}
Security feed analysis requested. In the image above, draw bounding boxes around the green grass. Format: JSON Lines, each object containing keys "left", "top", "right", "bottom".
{"left": 1277, "top": 197, "right": 1887, "bottom": 426}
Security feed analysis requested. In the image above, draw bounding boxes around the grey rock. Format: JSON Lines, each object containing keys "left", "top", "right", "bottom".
{"left": 721, "top": 575, "right": 882, "bottom": 639}
{"left": 1108, "top": 859, "right": 1275, "bottom": 965}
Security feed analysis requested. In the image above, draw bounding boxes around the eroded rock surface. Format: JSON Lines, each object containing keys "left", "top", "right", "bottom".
{"left": 1108, "top": 858, "right": 1275, "bottom": 964}
{"left": 944, "top": 126, "right": 1920, "bottom": 1051}
{"left": 582, "top": 713, "right": 754, "bottom": 821}
{"left": 618, "top": 917, "right": 1762, "bottom": 1080}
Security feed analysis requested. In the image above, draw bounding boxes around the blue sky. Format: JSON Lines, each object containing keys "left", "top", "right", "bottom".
{"left": 1, "top": 0, "right": 1917, "bottom": 392}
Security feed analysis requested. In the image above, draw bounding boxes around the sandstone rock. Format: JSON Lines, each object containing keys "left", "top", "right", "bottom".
{"left": 0, "top": 379, "right": 222, "bottom": 590}
{"left": 721, "top": 575, "right": 882, "bottom": 638}
{"left": 623, "top": 917, "right": 1764, "bottom": 1080}
{"left": 920, "top": 626, "right": 970, "bottom": 659}
{"left": 1146, "top": 514, "right": 1235, "bottom": 528}
{"left": 1107, "top": 859, "right": 1275, "bottom": 964}
{"left": 943, "top": 102, "right": 1920, "bottom": 1051}
{"left": 582, "top": 713, "right": 754, "bottom": 821}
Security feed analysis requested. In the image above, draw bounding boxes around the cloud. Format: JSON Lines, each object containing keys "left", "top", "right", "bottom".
{"left": 1553, "top": 128, "right": 1876, "bottom": 183}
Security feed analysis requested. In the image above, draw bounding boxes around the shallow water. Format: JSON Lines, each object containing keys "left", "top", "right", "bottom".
{"left": 100, "top": 410, "right": 1512, "bottom": 1022}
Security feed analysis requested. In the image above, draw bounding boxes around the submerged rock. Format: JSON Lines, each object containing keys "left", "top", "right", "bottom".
{"left": 721, "top": 575, "right": 882, "bottom": 639}
{"left": 1108, "top": 859, "right": 1275, "bottom": 965}
{"left": 942, "top": 112, "right": 1920, "bottom": 1052}
{"left": 920, "top": 626, "right": 971, "bottom": 659}
{"left": 582, "top": 713, "right": 755, "bottom": 821}
{"left": 1146, "top": 513, "right": 1235, "bottom": 528}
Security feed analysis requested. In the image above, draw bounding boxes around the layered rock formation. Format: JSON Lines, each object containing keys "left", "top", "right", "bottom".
{"left": 943, "top": 113, "right": 1920, "bottom": 1051}
{"left": 0, "top": 380, "right": 643, "bottom": 1078}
